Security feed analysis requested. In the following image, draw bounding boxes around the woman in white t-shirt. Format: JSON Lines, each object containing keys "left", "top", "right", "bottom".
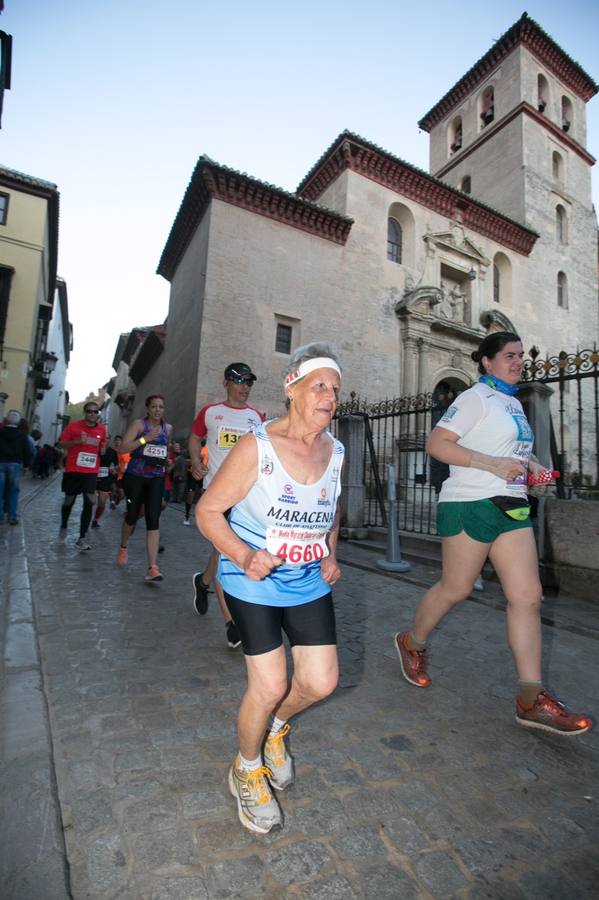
{"left": 197, "top": 342, "right": 345, "bottom": 835}
{"left": 395, "top": 332, "right": 591, "bottom": 737}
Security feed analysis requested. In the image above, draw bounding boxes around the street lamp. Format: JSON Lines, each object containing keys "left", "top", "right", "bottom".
{"left": 41, "top": 351, "right": 59, "bottom": 373}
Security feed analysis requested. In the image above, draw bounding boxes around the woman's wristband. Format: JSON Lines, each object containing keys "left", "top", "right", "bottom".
{"left": 139, "top": 436, "right": 146, "bottom": 446}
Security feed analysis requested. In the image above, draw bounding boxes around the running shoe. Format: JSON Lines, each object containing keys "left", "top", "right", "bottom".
{"left": 117, "top": 546, "right": 128, "bottom": 565}
{"left": 394, "top": 631, "right": 431, "bottom": 688}
{"left": 9, "top": 517, "right": 19, "bottom": 526}
{"left": 183, "top": 517, "right": 190, "bottom": 526}
{"left": 144, "top": 565, "right": 163, "bottom": 582}
{"left": 192, "top": 572, "right": 209, "bottom": 616}
{"left": 75, "top": 537, "right": 92, "bottom": 551}
{"left": 228, "top": 758, "right": 283, "bottom": 834}
{"left": 226, "top": 621, "right": 242, "bottom": 649}
{"left": 516, "top": 690, "right": 592, "bottom": 736}
{"left": 91, "top": 521, "right": 100, "bottom": 529}
{"left": 263, "top": 723, "right": 294, "bottom": 790}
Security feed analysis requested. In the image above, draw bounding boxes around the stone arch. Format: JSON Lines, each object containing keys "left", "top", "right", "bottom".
{"left": 537, "top": 73, "right": 549, "bottom": 113}
{"left": 555, "top": 204, "right": 568, "bottom": 244}
{"left": 561, "top": 95, "right": 573, "bottom": 132}
{"left": 479, "top": 309, "right": 517, "bottom": 333}
{"left": 388, "top": 201, "right": 415, "bottom": 268}
{"left": 492, "top": 251, "right": 512, "bottom": 306}
{"left": 552, "top": 150, "right": 564, "bottom": 181}
{"left": 449, "top": 115, "right": 463, "bottom": 156}
{"left": 478, "top": 84, "right": 495, "bottom": 129}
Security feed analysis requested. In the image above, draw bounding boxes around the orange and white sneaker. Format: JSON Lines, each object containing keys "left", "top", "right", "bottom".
{"left": 516, "top": 690, "right": 592, "bottom": 736}
{"left": 228, "top": 757, "right": 282, "bottom": 834}
{"left": 394, "top": 631, "right": 431, "bottom": 688}
{"left": 144, "top": 565, "right": 163, "bottom": 582}
{"left": 263, "top": 723, "right": 294, "bottom": 790}
{"left": 117, "top": 546, "right": 128, "bottom": 566}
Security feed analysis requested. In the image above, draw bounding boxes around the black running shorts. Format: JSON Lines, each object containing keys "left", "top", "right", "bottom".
{"left": 223, "top": 591, "right": 336, "bottom": 656}
{"left": 62, "top": 472, "right": 98, "bottom": 495}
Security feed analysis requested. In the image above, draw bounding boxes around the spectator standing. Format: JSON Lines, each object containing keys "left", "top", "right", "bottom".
{"left": 0, "top": 409, "right": 33, "bottom": 524}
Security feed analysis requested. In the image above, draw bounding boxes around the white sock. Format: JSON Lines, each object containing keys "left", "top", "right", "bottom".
{"left": 238, "top": 752, "right": 262, "bottom": 771}
{"left": 268, "top": 716, "right": 286, "bottom": 737}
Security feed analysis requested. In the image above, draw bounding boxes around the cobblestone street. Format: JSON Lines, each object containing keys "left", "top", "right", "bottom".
{"left": 2, "top": 474, "right": 598, "bottom": 899}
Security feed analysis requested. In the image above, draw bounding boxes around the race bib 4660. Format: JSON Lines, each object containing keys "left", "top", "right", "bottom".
{"left": 266, "top": 526, "right": 329, "bottom": 567}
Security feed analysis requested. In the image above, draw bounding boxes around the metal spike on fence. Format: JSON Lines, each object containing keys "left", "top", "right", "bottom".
{"left": 377, "top": 464, "right": 411, "bottom": 573}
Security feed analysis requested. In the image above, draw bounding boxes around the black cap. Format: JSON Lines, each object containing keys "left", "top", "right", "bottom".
{"left": 224, "top": 362, "right": 257, "bottom": 382}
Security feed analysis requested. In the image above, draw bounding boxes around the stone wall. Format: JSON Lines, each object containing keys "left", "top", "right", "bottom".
{"left": 543, "top": 498, "right": 599, "bottom": 602}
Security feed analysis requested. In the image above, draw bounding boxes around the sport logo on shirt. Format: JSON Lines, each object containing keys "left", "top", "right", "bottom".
{"left": 440, "top": 406, "right": 458, "bottom": 422}
{"left": 261, "top": 455, "right": 274, "bottom": 475}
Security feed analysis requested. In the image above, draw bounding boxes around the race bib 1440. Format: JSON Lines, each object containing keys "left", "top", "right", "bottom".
{"left": 76, "top": 451, "right": 98, "bottom": 469}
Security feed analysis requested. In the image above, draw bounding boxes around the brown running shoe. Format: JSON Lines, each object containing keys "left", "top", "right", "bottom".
{"left": 394, "top": 631, "right": 431, "bottom": 688}
{"left": 516, "top": 690, "right": 592, "bottom": 736}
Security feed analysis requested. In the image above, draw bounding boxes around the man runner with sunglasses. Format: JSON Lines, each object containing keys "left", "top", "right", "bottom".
{"left": 188, "top": 363, "right": 265, "bottom": 648}
{"left": 57, "top": 401, "right": 107, "bottom": 550}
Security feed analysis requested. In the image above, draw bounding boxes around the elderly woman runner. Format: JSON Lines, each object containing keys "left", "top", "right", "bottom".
{"left": 197, "top": 342, "right": 344, "bottom": 834}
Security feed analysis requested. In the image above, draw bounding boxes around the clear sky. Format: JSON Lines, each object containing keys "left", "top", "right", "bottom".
{"left": 2, "top": 0, "right": 598, "bottom": 401}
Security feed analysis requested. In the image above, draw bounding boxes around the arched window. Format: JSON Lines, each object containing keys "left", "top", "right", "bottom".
{"left": 556, "top": 205, "right": 567, "bottom": 244}
{"left": 537, "top": 74, "right": 549, "bottom": 113}
{"left": 552, "top": 151, "right": 563, "bottom": 181}
{"left": 387, "top": 218, "right": 402, "bottom": 264}
{"left": 460, "top": 175, "right": 471, "bottom": 194}
{"left": 493, "top": 252, "right": 512, "bottom": 306}
{"left": 557, "top": 271, "right": 568, "bottom": 308}
{"left": 561, "top": 96, "right": 573, "bottom": 132}
{"left": 480, "top": 86, "right": 494, "bottom": 127}
{"left": 450, "top": 116, "right": 462, "bottom": 154}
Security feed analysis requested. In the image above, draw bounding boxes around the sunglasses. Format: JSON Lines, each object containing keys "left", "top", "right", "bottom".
{"left": 85, "top": 409, "right": 100, "bottom": 414}
{"left": 229, "top": 376, "right": 254, "bottom": 386}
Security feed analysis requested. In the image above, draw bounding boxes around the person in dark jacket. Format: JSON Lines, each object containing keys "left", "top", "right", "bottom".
{"left": 0, "top": 409, "right": 33, "bottom": 524}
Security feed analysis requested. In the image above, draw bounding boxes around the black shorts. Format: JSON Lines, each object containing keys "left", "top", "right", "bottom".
{"left": 223, "top": 591, "right": 336, "bottom": 656}
{"left": 62, "top": 472, "right": 98, "bottom": 495}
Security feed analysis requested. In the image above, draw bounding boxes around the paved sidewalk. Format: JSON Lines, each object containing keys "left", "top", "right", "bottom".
{"left": 1, "top": 476, "right": 598, "bottom": 899}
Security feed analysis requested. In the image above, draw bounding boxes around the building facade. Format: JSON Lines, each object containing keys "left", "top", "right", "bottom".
{"left": 0, "top": 165, "right": 62, "bottom": 424}
{"left": 112, "top": 15, "right": 598, "bottom": 463}
{"left": 34, "top": 277, "right": 72, "bottom": 444}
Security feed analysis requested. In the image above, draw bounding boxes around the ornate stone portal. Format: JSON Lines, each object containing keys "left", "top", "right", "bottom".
{"left": 394, "top": 227, "right": 517, "bottom": 398}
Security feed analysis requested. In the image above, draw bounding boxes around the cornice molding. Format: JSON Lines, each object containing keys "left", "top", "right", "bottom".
{"left": 157, "top": 158, "right": 353, "bottom": 281}
{"left": 434, "top": 102, "right": 596, "bottom": 180}
{"left": 298, "top": 133, "right": 537, "bottom": 256}
{"left": 419, "top": 13, "right": 597, "bottom": 132}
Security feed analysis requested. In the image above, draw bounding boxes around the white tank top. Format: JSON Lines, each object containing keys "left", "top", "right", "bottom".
{"left": 217, "top": 422, "right": 345, "bottom": 606}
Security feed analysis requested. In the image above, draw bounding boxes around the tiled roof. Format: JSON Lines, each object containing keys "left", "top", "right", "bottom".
{"left": 0, "top": 165, "right": 57, "bottom": 191}
{"left": 157, "top": 157, "right": 353, "bottom": 281}
{"left": 297, "top": 131, "right": 538, "bottom": 255}
{"left": 418, "top": 12, "right": 598, "bottom": 132}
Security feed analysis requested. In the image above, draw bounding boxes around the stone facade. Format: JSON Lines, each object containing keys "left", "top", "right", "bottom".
{"left": 111, "top": 14, "right": 597, "bottom": 463}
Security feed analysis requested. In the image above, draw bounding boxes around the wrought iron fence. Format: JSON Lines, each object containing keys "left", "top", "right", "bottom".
{"left": 334, "top": 386, "right": 462, "bottom": 534}
{"left": 521, "top": 345, "right": 599, "bottom": 498}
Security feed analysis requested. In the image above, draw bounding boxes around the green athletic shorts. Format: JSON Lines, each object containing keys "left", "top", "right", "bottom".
{"left": 437, "top": 499, "right": 532, "bottom": 544}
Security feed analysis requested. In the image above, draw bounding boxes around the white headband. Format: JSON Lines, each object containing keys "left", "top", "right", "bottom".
{"left": 284, "top": 357, "right": 342, "bottom": 390}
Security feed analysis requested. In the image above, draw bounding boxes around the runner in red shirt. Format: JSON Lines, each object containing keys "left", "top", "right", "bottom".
{"left": 57, "top": 401, "right": 107, "bottom": 550}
